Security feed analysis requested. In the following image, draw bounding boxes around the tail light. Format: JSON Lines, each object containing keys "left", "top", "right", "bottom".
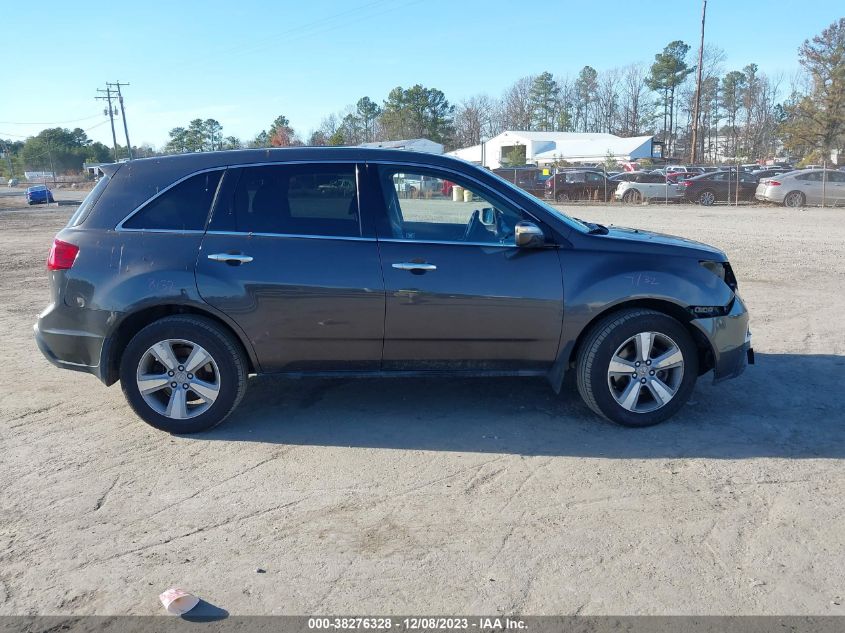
{"left": 682, "top": 180, "right": 693, "bottom": 186}
{"left": 768, "top": 180, "right": 781, "bottom": 186}
{"left": 47, "top": 238, "right": 79, "bottom": 271}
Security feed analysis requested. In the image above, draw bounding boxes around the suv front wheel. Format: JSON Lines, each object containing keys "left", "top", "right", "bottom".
{"left": 576, "top": 309, "right": 698, "bottom": 427}
{"left": 119, "top": 315, "right": 247, "bottom": 433}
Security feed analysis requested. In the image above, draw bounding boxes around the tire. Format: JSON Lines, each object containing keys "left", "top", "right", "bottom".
{"left": 698, "top": 190, "right": 717, "bottom": 206}
{"left": 576, "top": 309, "right": 699, "bottom": 427}
{"left": 555, "top": 191, "right": 570, "bottom": 202}
{"left": 783, "top": 191, "right": 805, "bottom": 208}
{"left": 622, "top": 189, "right": 642, "bottom": 204}
{"left": 119, "top": 315, "right": 247, "bottom": 433}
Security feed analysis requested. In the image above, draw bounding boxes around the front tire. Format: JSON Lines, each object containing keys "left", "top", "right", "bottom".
{"left": 622, "top": 189, "right": 642, "bottom": 204}
{"left": 576, "top": 309, "right": 698, "bottom": 427}
{"left": 119, "top": 315, "right": 247, "bottom": 433}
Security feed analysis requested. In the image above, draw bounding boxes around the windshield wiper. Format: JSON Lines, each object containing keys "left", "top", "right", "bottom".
{"left": 574, "top": 218, "right": 609, "bottom": 235}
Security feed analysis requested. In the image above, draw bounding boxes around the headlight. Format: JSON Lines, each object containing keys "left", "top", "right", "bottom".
{"left": 700, "top": 260, "right": 738, "bottom": 291}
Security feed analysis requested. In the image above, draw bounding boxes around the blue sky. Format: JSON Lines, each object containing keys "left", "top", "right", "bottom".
{"left": 2, "top": 0, "right": 842, "bottom": 149}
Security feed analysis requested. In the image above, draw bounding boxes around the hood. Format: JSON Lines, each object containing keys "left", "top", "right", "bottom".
{"left": 596, "top": 225, "right": 727, "bottom": 260}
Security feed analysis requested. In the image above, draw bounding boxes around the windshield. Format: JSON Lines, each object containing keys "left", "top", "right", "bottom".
{"left": 488, "top": 172, "right": 591, "bottom": 232}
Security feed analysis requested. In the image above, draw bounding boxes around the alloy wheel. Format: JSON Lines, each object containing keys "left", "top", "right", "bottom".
{"left": 699, "top": 191, "right": 716, "bottom": 206}
{"left": 607, "top": 331, "right": 685, "bottom": 413}
{"left": 136, "top": 339, "right": 221, "bottom": 420}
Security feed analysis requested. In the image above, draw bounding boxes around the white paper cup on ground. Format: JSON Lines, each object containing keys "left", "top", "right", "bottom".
{"left": 159, "top": 587, "right": 200, "bottom": 615}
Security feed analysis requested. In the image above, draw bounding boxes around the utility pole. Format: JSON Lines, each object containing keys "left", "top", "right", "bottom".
{"left": 690, "top": 0, "right": 707, "bottom": 164}
{"left": 109, "top": 81, "right": 133, "bottom": 160}
{"left": 96, "top": 86, "right": 120, "bottom": 162}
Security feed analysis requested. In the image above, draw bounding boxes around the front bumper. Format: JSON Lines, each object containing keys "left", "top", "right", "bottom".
{"left": 689, "top": 294, "right": 753, "bottom": 382}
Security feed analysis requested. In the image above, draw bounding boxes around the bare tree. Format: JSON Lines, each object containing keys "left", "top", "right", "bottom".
{"left": 502, "top": 76, "right": 535, "bottom": 130}
{"left": 454, "top": 94, "right": 498, "bottom": 147}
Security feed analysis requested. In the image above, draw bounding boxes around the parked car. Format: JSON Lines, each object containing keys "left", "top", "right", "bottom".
{"left": 755, "top": 169, "right": 845, "bottom": 207}
{"left": 8, "top": 178, "right": 19, "bottom": 187}
{"left": 666, "top": 171, "right": 698, "bottom": 184}
{"left": 492, "top": 167, "right": 549, "bottom": 197}
{"left": 680, "top": 171, "right": 759, "bottom": 205}
{"left": 26, "top": 185, "right": 55, "bottom": 205}
{"left": 749, "top": 168, "right": 791, "bottom": 180}
{"left": 35, "top": 148, "right": 752, "bottom": 433}
{"left": 544, "top": 169, "right": 615, "bottom": 202}
{"left": 614, "top": 172, "right": 683, "bottom": 203}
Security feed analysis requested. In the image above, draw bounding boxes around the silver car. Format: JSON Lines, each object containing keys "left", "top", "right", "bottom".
{"left": 755, "top": 169, "right": 845, "bottom": 207}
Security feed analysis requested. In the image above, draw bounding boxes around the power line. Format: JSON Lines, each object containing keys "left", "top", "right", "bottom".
{"left": 0, "top": 114, "right": 102, "bottom": 125}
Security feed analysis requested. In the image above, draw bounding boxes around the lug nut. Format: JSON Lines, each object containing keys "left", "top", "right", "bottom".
{"left": 167, "top": 370, "right": 175, "bottom": 377}
{"left": 646, "top": 360, "right": 652, "bottom": 366}
{"left": 183, "top": 383, "right": 189, "bottom": 389}
{"left": 635, "top": 361, "right": 641, "bottom": 367}
{"left": 632, "top": 372, "right": 638, "bottom": 378}
{"left": 177, "top": 365, "right": 185, "bottom": 371}
{"left": 170, "top": 382, "right": 177, "bottom": 388}
{"left": 187, "top": 373, "right": 193, "bottom": 380}
{"left": 650, "top": 370, "right": 655, "bottom": 376}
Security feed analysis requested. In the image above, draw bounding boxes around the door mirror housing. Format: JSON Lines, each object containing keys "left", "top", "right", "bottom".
{"left": 480, "top": 207, "right": 496, "bottom": 226}
{"left": 514, "top": 221, "right": 545, "bottom": 248}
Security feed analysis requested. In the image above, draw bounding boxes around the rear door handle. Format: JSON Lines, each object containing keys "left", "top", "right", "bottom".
{"left": 208, "top": 253, "right": 254, "bottom": 264}
{"left": 392, "top": 262, "right": 436, "bottom": 272}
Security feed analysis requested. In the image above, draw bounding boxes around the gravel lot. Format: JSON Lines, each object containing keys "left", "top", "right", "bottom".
{"left": 1, "top": 188, "right": 843, "bottom": 615}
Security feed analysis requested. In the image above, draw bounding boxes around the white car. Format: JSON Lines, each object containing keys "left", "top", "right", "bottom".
{"left": 7, "top": 178, "right": 18, "bottom": 187}
{"left": 614, "top": 172, "right": 683, "bottom": 203}
{"left": 755, "top": 169, "right": 845, "bottom": 207}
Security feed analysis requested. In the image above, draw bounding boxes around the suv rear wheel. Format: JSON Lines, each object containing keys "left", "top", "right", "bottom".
{"left": 119, "top": 315, "right": 247, "bottom": 433}
{"left": 576, "top": 309, "right": 698, "bottom": 427}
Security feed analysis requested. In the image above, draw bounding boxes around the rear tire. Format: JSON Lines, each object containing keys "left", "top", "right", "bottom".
{"left": 576, "top": 309, "right": 698, "bottom": 427}
{"left": 698, "top": 190, "right": 717, "bottom": 206}
{"left": 119, "top": 315, "right": 247, "bottom": 433}
{"left": 556, "top": 191, "right": 570, "bottom": 202}
{"left": 783, "top": 191, "right": 805, "bottom": 208}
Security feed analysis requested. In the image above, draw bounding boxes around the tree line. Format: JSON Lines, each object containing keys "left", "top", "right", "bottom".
{"left": 2, "top": 18, "right": 842, "bottom": 177}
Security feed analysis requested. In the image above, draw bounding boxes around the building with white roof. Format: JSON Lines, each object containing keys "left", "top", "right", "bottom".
{"left": 448, "top": 131, "right": 660, "bottom": 168}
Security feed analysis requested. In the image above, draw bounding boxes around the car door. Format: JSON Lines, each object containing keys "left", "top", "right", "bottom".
{"left": 195, "top": 163, "right": 385, "bottom": 372}
{"left": 794, "top": 171, "right": 823, "bottom": 204}
{"left": 584, "top": 171, "right": 606, "bottom": 201}
{"left": 368, "top": 163, "right": 564, "bottom": 372}
{"left": 827, "top": 171, "right": 845, "bottom": 205}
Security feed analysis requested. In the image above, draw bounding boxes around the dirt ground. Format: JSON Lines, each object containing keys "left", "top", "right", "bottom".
{"left": 0, "top": 187, "right": 843, "bottom": 616}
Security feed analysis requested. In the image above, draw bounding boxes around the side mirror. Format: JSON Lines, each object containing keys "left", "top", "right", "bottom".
{"left": 480, "top": 207, "right": 496, "bottom": 225}
{"left": 514, "top": 221, "right": 545, "bottom": 248}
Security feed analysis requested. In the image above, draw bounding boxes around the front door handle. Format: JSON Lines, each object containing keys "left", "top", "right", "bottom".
{"left": 392, "top": 262, "right": 436, "bottom": 272}
{"left": 208, "top": 253, "right": 254, "bottom": 265}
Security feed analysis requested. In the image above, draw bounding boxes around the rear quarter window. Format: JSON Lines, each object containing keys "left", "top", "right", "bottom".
{"left": 68, "top": 175, "right": 111, "bottom": 227}
{"left": 122, "top": 170, "right": 222, "bottom": 231}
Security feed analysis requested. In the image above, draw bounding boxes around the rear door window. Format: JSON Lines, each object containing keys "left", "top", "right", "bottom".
{"left": 122, "top": 170, "right": 222, "bottom": 231}
{"left": 210, "top": 164, "right": 361, "bottom": 237}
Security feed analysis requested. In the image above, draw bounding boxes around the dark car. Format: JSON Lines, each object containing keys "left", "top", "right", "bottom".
{"left": 26, "top": 185, "right": 55, "bottom": 205}
{"left": 680, "top": 171, "right": 759, "bottom": 205}
{"left": 36, "top": 148, "right": 752, "bottom": 433}
{"left": 492, "top": 167, "right": 549, "bottom": 197}
{"left": 544, "top": 169, "right": 615, "bottom": 202}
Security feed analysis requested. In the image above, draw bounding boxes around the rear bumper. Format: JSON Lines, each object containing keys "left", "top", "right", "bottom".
{"left": 689, "top": 294, "right": 753, "bottom": 383}
{"left": 34, "top": 304, "right": 107, "bottom": 382}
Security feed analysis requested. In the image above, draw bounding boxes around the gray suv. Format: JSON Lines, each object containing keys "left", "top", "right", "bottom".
{"left": 35, "top": 148, "right": 753, "bottom": 433}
